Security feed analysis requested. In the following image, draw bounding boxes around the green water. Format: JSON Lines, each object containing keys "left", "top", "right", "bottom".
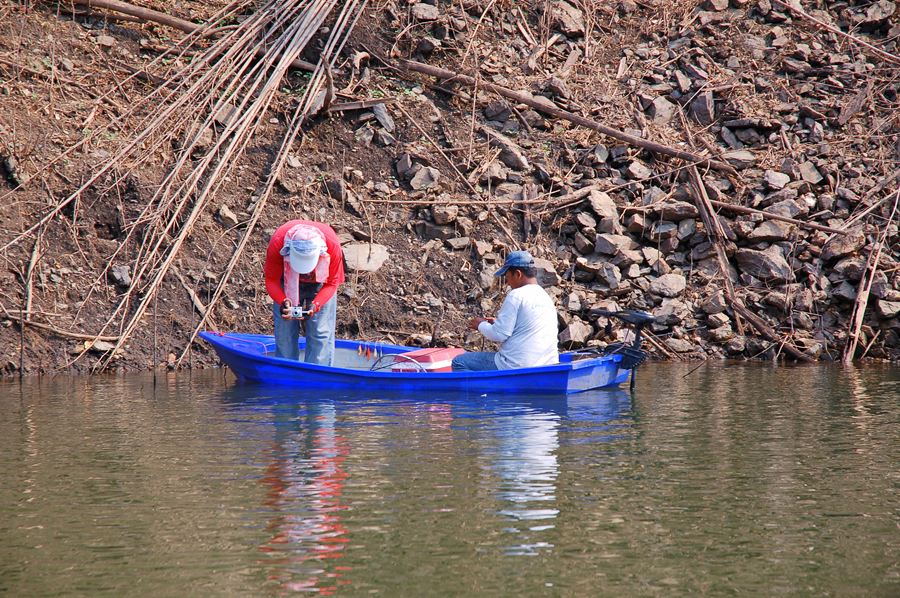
{"left": 0, "top": 363, "right": 897, "bottom": 596}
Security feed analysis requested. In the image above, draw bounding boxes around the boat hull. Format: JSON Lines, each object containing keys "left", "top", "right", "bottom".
{"left": 199, "top": 332, "right": 629, "bottom": 395}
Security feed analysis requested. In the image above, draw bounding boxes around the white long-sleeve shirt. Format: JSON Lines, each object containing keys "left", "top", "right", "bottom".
{"left": 478, "top": 283, "right": 559, "bottom": 370}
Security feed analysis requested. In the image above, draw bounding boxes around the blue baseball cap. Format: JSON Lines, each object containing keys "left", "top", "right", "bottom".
{"left": 495, "top": 250, "right": 535, "bottom": 276}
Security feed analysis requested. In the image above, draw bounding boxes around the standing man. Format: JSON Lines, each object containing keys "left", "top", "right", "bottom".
{"left": 452, "top": 250, "right": 559, "bottom": 371}
{"left": 265, "top": 220, "right": 344, "bottom": 364}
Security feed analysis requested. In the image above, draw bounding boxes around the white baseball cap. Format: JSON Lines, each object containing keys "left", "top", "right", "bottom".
{"left": 280, "top": 225, "right": 326, "bottom": 274}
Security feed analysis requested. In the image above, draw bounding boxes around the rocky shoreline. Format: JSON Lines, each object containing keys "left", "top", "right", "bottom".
{"left": 0, "top": 0, "right": 897, "bottom": 376}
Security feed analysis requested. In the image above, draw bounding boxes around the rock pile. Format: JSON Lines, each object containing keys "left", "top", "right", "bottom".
{"left": 390, "top": 0, "right": 899, "bottom": 360}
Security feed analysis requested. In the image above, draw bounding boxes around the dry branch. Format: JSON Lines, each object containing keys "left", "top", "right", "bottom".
{"left": 842, "top": 190, "right": 899, "bottom": 363}
{"left": 706, "top": 200, "right": 848, "bottom": 235}
{"left": 0, "top": 309, "right": 119, "bottom": 342}
{"left": 400, "top": 59, "right": 738, "bottom": 175}
{"left": 70, "top": 0, "right": 318, "bottom": 72}
{"left": 772, "top": 0, "right": 900, "bottom": 67}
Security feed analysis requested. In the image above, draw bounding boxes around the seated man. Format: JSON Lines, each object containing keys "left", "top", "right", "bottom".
{"left": 452, "top": 250, "right": 559, "bottom": 371}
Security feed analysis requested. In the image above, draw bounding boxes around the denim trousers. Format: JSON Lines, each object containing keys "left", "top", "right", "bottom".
{"left": 451, "top": 351, "right": 499, "bottom": 372}
{"left": 272, "top": 292, "right": 337, "bottom": 365}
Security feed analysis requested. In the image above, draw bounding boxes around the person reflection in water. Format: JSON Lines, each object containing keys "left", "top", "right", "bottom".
{"left": 259, "top": 403, "right": 351, "bottom": 594}
{"left": 494, "top": 410, "right": 561, "bottom": 556}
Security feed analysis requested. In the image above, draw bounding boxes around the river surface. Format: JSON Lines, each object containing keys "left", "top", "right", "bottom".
{"left": 1, "top": 363, "right": 898, "bottom": 596}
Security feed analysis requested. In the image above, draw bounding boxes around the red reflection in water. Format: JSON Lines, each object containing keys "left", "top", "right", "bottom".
{"left": 259, "top": 412, "right": 351, "bottom": 595}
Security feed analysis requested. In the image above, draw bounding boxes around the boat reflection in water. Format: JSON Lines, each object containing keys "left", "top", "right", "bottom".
{"left": 218, "top": 383, "right": 633, "bottom": 587}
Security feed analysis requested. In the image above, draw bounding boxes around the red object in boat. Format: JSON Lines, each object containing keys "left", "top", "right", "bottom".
{"left": 390, "top": 347, "right": 466, "bottom": 372}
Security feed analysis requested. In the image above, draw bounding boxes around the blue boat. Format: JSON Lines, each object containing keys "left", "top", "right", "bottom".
{"left": 199, "top": 332, "right": 631, "bottom": 394}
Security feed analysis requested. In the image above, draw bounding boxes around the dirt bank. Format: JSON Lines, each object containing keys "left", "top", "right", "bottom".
{"left": 0, "top": 0, "right": 898, "bottom": 378}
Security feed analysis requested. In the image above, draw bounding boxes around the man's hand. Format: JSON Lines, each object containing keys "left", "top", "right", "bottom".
{"left": 467, "top": 316, "right": 494, "bottom": 331}
{"left": 280, "top": 299, "right": 294, "bottom": 319}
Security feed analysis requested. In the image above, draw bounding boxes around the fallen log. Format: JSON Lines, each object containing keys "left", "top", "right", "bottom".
{"left": 70, "top": 0, "right": 317, "bottom": 72}
{"left": 400, "top": 59, "right": 737, "bottom": 175}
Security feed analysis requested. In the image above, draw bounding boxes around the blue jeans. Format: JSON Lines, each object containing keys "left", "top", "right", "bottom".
{"left": 272, "top": 293, "right": 336, "bottom": 365}
{"left": 452, "top": 351, "right": 499, "bottom": 372}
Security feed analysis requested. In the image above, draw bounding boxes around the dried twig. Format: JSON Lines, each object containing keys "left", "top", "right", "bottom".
{"left": 842, "top": 190, "right": 899, "bottom": 363}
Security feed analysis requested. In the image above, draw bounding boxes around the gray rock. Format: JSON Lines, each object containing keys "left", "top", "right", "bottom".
{"left": 700, "top": 289, "right": 726, "bottom": 314}
{"left": 343, "top": 243, "right": 389, "bottom": 272}
{"left": 559, "top": 318, "right": 592, "bottom": 348}
{"left": 372, "top": 103, "right": 395, "bottom": 132}
{"left": 735, "top": 245, "right": 793, "bottom": 282}
{"left": 411, "top": 3, "right": 440, "bottom": 21}
{"left": 723, "top": 150, "right": 756, "bottom": 169}
{"left": 588, "top": 191, "right": 622, "bottom": 234}
{"left": 552, "top": 0, "right": 585, "bottom": 36}
{"left": 481, "top": 127, "right": 530, "bottom": 171}
{"left": 651, "top": 201, "right": 699, "bottom": 220}
{"left": 494, "top": 182, "right": 524, "bottom": 201}
{"left": 479, "top": 161, "right": 508, "bottom": 184}
{"left": 445, "top": 237, "right": 471, "bottom": 251}
{"left": 596, "top": 262, "right": 622, "bottom": 289}
{"left": 432, "top": 205, "right": 458, "bottom": 225}
{"left": 648, "top": 96, "right": 678, "bottom": 124}
{"left": 649, "top": 221, "right": 678, "bottom": 241}
{"left": 677, "top": 219, "right": 696, "bottom": 240}
{"left": 821, "top": 229, "right": 866, "bottom": 261}
{"left": 109, "top": 265, "right": 131, "bottom": 288}
{"left": 704, "top": 0, "right": 730, "bottom": 11}
{"left": 655, "top": 298, "right": 690, "bottom": 326}
{"left": 707, "top": 312, "right": 730, "bottom": 329}
{"left": 877, "top": 300, "right": 900, "bottom": 319}
{"left": 573, "top": 232, "right": 594, "bottom": 254}
{"left": 764, "top": 170, "right": 791, "bottom": 190}
{"left": 574, "top": 211, "right": 597, "bottom": 230}
{"left": 595, "top": 234, "right": 639, "bottom": 255}
{"left": 747, "top": 220, "right": 794, "bottom": 242}
{"left": 217, "top": 204, "right": 239, "bottom": 227}
{"left": 666, "top": 338, "right": 696, "bottom": 353}
{"left": 833, "top": 256, "right": 867, "bottom": 281}
{"left": 650, "top": 273, "right": 686, "bottom": 297}
{"left": 624, "top": 160, "right": 653, "bottom": 180}
{"left": 798, "top": 161, "right": 823, "bottom": 184}
{"left": 833, "top": 281, "right": 858, "bottom": 302}
{"left": 766, "top": 198, "right": 806, "bottom": 218}
{"left": 534, "top": 258, "right": 561, "bottom": 287}
{"left": 410, "top": 166, "right": 441, "bottom": 190}
{"left": 690, "top": 92, "right": 715, "bottom": 125}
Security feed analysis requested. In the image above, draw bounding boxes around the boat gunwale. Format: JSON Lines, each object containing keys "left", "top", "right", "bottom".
{"left": 199, "top": 331, "right": 623, "bottom": 380}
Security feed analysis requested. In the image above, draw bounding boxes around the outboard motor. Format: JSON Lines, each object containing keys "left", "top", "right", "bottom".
{"left": 580, "top": 309, "right": 656, "bottom": 392}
